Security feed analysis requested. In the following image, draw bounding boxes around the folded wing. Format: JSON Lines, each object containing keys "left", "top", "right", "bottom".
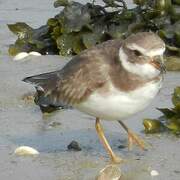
{"left": 23, "top": 52, "right": 109, "bottom": 107}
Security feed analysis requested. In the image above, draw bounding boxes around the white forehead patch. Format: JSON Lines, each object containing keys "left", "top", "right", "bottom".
{"left": 119, "top": 48, "right": 160, "bottom": 78}
{"left": 127, "top": 43, "right": 165, "bottom": 57}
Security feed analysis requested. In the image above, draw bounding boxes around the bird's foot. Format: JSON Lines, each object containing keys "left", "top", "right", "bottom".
{"left": 127, "top": 130, "right": 147, "bottom": 151}
{"left": 110, "top": 154, "right": 124, "bottom": 164}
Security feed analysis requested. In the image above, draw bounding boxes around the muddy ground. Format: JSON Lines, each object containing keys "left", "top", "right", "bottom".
{"left": 0, "top": 0, "right": 180, "bottom": 180}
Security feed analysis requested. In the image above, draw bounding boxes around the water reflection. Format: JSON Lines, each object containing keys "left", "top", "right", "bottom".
{"left": 96, "top": 158, "right": 151, "bottom": 180}
{"left": 96, "top": 164, "right": 122, "bottom": 180}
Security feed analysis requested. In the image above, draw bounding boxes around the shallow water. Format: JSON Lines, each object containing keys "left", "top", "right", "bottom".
{"left": 0, "top": 0, "right": 180, "bottom": 180}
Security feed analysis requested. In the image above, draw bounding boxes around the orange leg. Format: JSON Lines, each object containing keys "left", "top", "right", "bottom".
{"left": 95, "top": 118, "right": 123, "bottom": 164}
{"left": 118, "top": 121, "right": 146, "bottom": 150}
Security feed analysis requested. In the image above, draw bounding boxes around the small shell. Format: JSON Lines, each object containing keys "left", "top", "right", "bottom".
{"left": 13, "top": 52, "right": 29, "bottom": 61}
{"left": 14, "top": 146, "right": 39, "bottom": 156}
{"left": 29, "top": 51, "right": 41, "bottom": 56}
{"left": 150, "top": 170, "right": 159, "bottom": 176}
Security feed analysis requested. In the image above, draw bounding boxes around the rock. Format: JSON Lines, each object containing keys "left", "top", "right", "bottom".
{"left": 118, "top": 145, "right": 126, "bottom": 149}
{"left": 14, "top": 146, "right": 39, "bottom": 156}
{"left": 96, "top": 164, "right": 122, "bottom": 180}
{"left": 67, "top": 141, "right": 81, "bottom": 151}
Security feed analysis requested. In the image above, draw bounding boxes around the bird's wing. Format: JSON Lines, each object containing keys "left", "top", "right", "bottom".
{"left": 57, "top": 54, "right": 110, "bottom": 105}
{"left": 23, "top": 48, "right": 112, "bottom": 106}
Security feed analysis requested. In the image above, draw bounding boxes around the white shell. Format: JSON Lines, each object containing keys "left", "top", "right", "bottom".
{"left": 150, "top": 170, "right": 159, "bottom": 176}
{"left": 14, "top": 146, "right": 39, "bottom": 156}
{"left": 13, "top": 52, "right": 29, "bottom": 61}
{"left": 29, "top": 51, "right": 41, "bottom": 56}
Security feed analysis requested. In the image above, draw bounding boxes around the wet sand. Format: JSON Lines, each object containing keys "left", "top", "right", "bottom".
{"left": 0, "top": 0, "right": 180, "bottom": 180}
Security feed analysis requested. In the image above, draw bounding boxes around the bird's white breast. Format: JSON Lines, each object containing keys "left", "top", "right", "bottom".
{"left": 75, "top": 79, "right": 162, "bottom": 121}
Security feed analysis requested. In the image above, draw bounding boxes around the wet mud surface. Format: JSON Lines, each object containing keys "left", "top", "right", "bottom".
{"left": 0, "top": 0, "right": 180, "bottom": 180}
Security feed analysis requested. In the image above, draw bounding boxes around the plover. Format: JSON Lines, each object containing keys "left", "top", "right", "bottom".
{"left": 23, "top": 32, "right": 166, "bottom": 163}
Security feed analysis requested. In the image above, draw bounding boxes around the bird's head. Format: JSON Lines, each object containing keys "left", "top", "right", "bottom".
{"left": 119, "top": 32, "right": 166, "bottom": 78}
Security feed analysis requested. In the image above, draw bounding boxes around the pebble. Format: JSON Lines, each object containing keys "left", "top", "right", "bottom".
{"left": 67, "top": 141, "right": 81, "bottom": 151}
{"left": 14, "top": 146, "right": 39, "bottom": 156}
{"left": 118, "top": 144, "right": 126, "bottom": 149}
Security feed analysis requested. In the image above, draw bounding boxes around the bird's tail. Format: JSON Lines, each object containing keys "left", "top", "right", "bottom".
{"left": 23, "top": 71, "right": 69, "bottom": 110}
{"left": 23, "top": 71, "right": 60, "bottom": 92}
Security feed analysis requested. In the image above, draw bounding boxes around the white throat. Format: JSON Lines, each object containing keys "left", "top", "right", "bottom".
{"left": 119, "top": 48, "right": 160, "bottom": 78}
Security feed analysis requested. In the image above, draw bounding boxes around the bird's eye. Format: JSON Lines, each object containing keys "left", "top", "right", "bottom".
{"left": 134, "top": 50, "right": 142, "bottom": 56}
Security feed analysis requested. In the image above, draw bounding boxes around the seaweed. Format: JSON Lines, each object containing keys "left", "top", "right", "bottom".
{"left": 143, "top": 87, "right": 180, "bottom": 135}
{"left": 7, "top": 0, "right": 180, "bottom": 62}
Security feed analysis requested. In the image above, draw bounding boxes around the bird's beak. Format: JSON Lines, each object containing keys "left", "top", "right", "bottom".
{"left": 149, "top": 55, "right": 166, "bottom": 73}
